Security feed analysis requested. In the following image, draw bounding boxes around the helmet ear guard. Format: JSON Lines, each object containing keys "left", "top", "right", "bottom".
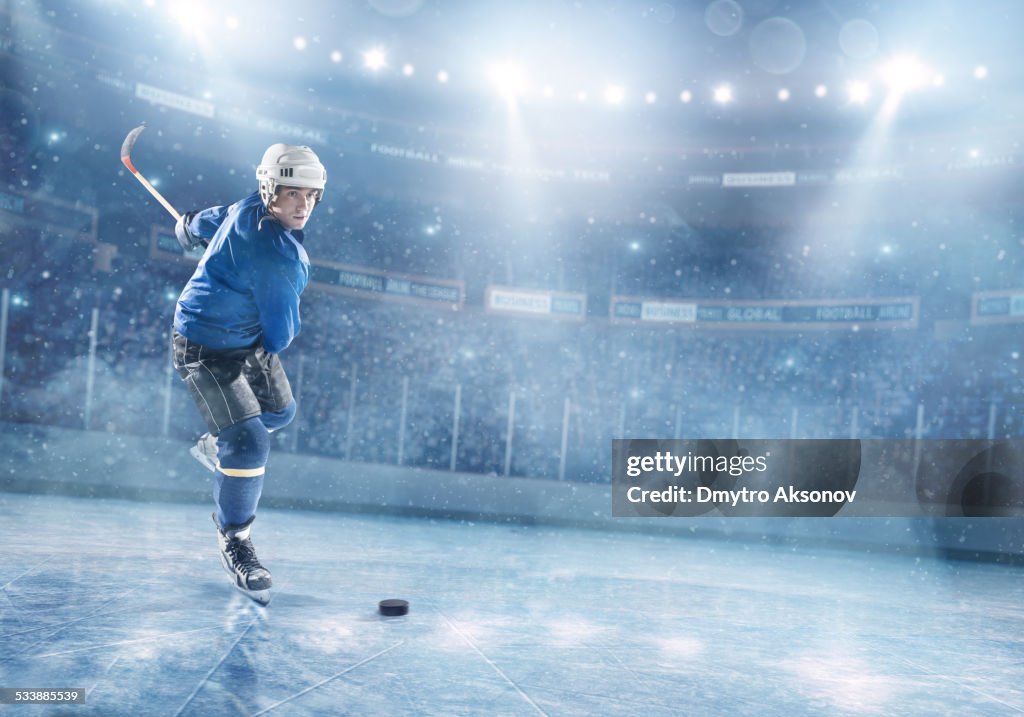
{"left": 257, "top": 144, "right": 327, "bottom": 207}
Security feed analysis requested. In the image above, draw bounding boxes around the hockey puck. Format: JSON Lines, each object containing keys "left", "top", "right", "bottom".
{"left": 378, "top": 599, "right": 409, "bottom": 617}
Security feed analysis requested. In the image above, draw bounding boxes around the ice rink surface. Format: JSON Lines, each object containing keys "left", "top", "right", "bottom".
{"left": 1, "top": 492, "right": 1023, "bottom": 716}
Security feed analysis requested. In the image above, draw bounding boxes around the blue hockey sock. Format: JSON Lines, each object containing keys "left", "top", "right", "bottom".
{"left": 213, "top": 472, "right": 264, "bottom": 529}
{"left": 213, "top": 416, "right": 270, "bottom": 529}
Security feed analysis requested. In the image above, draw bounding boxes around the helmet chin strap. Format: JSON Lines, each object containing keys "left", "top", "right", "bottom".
{"left": 257, "top": 192, "right": 284, "bottom": 231}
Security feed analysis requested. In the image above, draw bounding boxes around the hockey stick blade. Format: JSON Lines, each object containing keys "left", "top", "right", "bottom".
{"left": 120, "top": 123, "right": 181, "bottom": 221}
{"left": 120, "top": 122, "right": 147, "bottom": 173}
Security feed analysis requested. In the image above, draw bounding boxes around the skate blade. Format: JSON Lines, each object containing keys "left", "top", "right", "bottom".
{"left": 217, "top": 555, "right": 271, "bottom": 605}
{"left": 233, "top": 583, "right": 272, "bottom": 606}
{"left": 190, "top": 445, "right": 217, "bottom": 473}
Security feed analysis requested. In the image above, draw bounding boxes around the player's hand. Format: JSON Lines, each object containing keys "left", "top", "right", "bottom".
{"left": 175, "top": 211, "right": 206, "bottom": 251}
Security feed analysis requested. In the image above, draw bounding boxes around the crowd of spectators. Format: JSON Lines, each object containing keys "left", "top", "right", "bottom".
{"left": 2, "top": 253, "right": 1022, "bottom": 483}
{"left": 3, "top": 129, "right": 1023, "bottom": 484}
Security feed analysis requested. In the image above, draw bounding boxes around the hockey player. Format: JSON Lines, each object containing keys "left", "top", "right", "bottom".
{"left": 171, "top": 144, "right": 326, "bottom": 603}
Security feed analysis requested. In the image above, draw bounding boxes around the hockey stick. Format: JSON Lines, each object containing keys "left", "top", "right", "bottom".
{"left": 120, "top": 123, "right": 181, "bottom": 221}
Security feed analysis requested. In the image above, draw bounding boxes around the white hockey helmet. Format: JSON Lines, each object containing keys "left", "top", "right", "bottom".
{"left": 256, "top": 143, "right": 327, "bottom": 207}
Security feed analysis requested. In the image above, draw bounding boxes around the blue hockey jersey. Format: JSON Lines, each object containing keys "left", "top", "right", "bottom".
{"left": 173, "top": 191, "right": 310, "bottom": 354}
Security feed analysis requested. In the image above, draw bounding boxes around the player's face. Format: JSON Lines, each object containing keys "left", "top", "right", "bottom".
{"left": 270, "top": 186, "right": 320, "bottom": 230}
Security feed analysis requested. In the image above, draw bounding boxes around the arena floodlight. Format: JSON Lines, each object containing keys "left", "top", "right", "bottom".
{"left": 487, "top": 61, "right": 528, "bottom": 100}
{"left": 880, "top": 55, "right": 929, "bottom": 93}
{"left": 363, "top": 47, "right": 387, "bottom": 71}
{"left": 713, "top": 84, "right": 732, "bottom": 104}
{"left": 644, "top": 91, "right": 657, "bottom": 104}
{"left": 402, "top": 63, "right": 415, "bottom": 76}
{"left": 679, "top": 90, "right": 692, "bottom": 103}
{"left": 847, "top": 80, "right": 871, "bottom": 104}
{"left": 604, "top": 85, "right": 625, "bottom": 104}
{"left": 168, "top": 0, "right": 210, "bottom": 36}
{"left": 777, "top": 88, "right": 790, "bottom": 101}
{"left": 974, "top": 65, "right": 988, "bottom": 79}
{"left": 814, "top": 84, "right": 828, "bottom": 98}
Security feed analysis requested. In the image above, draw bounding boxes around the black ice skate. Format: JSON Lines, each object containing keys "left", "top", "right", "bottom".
{"left": 213, "top": 514, "right": 273, "bottom": 605}
{"left": 190, "top": 433, "right": 218, "bottom": 473}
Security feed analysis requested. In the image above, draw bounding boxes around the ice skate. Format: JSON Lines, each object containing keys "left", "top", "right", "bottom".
{"left": 214, "top": 514, "right": 273, "bottom": 605}
{"left": 190, "top": 432, "right": 218, "bottom": 473}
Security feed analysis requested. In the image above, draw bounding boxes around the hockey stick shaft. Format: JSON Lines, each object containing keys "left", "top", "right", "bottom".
{"left": 120, "top": 124, "right": 181, "bottom": 222}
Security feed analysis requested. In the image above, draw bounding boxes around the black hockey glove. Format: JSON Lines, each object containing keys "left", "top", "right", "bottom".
{"left": 175, "top": 211, "right": 207, "bottom": 251}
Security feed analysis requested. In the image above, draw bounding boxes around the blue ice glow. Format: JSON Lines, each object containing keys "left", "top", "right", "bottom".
{"left": 1, "top": 494, "right": 1022, "bottom": 716}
